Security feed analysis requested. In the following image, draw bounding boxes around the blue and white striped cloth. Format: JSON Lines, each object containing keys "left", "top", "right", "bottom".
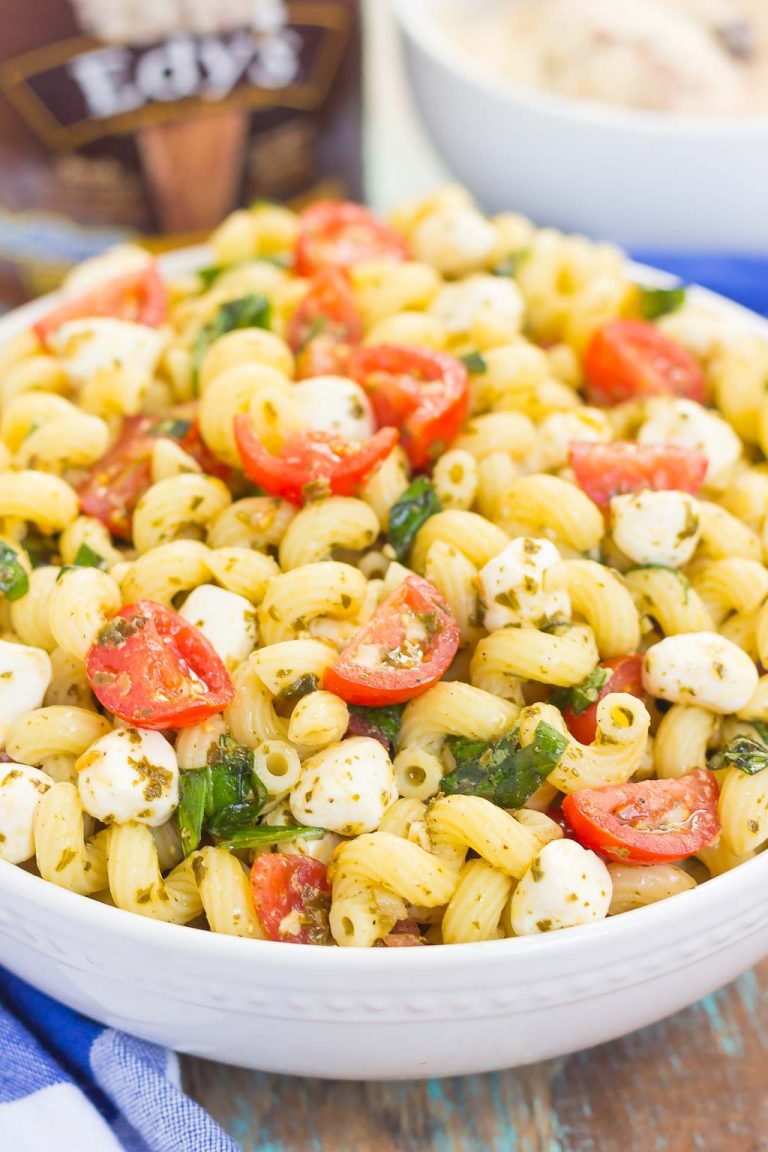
{"left": 0, "top": 971, "right": 238, "bottom": 1152}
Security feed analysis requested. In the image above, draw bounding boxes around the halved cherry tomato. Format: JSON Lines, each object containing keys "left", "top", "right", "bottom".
{"left": 584, "top": 319, "right": 706, "bottom": 407}
{"left": 250, "top": 854, "right": 331, "bottom": 945}
{"left": 234, "top": 417, "right": 398, "bottom": 505}
{"left": 569, "top": 441, "right": 708, "bottom": 507}
{"left": 324, "top": 573, "right": 459, "bottom": 705}
{"left": 563, "top": 655, "right": 646, "bottom": 745}
{"left": 288, "top": 266, "right": 362, "bottom": 353}
{"left": 349, "top": 346, "right": 469, "bottom": 469}
{"left": 295, "top": 201, "right": 408, "bottom": 277}
{"left": 85, "top": 600, "right": 234, "bottom": 728}
{"left": 34, "top": 264, "right": 167, "bottom": 345}
{"left": 562, "top": 770, "right": 720, "bottom": 864}
{"left": 295, "top": 336, "right": 353, "bottom": 381}
{"left": 78, "top": 409, "right": 228, "bottom": 539}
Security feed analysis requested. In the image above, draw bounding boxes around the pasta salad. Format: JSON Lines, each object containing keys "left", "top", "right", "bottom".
{"left": 0, "top": 186, "right": 765, "bottom": 948}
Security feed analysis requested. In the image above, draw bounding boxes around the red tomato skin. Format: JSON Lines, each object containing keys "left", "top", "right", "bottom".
{"left": 295, "top": 336, "right": 353, "bottom": 380}
{"left": 584, "top": 320, "right": 706, "bottom": 407}
{"left": 34, "top": 264, "right": 167, "bottom": 344}
{"left": 234, "top": 418, "right": 398, "bottom": 505}
{"left": 250, "top": 854, "right": 331, "bottom": 945}
{"left": 287, "top": 266, "right": 363, "bottom": 353}
{"left": 295, "top": 201, "right": 408, "bottom": 277}
{"left": 569, "top": 441, "right": 708, "bottom": 507}
{"left": 563, "top": 655, "right": 646, "bottom": 745}
{"left": 349, "top": 346, "right": 469, "bottom": 469}
{"left": 562, "top": 770, "right": 720, "bottom": 864}
{"left": 324, "top": 574, "right": 460, "bottom": 706}
{"left": 86, "top": 600, "right": 234, "bottom": 729}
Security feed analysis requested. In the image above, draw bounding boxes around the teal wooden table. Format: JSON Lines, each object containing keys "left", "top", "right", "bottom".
{"left": 182, "top": 958, "right": 768, "bottom": 1151}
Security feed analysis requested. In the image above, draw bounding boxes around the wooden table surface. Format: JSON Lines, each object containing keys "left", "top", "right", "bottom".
{"left": 182, "top": 959, "right": 768, "bottom": 1152}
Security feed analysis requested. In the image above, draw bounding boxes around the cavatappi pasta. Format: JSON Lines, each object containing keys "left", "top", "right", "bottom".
{"left": 0, "top": 187, "right": 765, "bottom": 949}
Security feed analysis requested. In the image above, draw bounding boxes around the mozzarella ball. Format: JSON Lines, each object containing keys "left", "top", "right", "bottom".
{"left": 63, "top": 244, "right": 152, "bottom": 297}
{"left": 179, "top": 584, "right": 256, "bottom": 672}
{"left": 610, "top": 489, "right": 701, "bottom": 568}
{"left": 0, "top": 763, "right": 52, "bottom": 864}
{"left": 292, "top": 376, "right": 375, "bottom": 440}
{"left": 290, "top": 736, "right": 397, "bottom": 836}
{"left": 638, "top": 398, "right": 741, "bottom": 487}
{"left": 411, "top": 208, "right": 498, "bottom": 278}
{"left": 77, "top": 727, "right": 179, "bottom": 826}
{"left": 0, "top": 640, "right": 52, "bottom": 745}
{"left": 642, "top": 632, "right": 758, "bottom": 714}
{"left": 479, "top": 537, "right": 570, "bottom": 632}
{"left": 49, "top": 318, "right": 166, "bottom": 385}
{"left": 510, "top": 839, "right": 612, "bottom": 936}
{"left": 429, "top": 274, "right": 524, "bottom": 339}
{"left": 537, "top": 407, "right": 612, "bottom": 470}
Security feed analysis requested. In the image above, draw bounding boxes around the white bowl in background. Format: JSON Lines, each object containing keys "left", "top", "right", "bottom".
{"left": 392, "top": 0, "right": 768, "bottom": 251}
{"left": 0, "top": 251, "right": 767, "bottom": 1080}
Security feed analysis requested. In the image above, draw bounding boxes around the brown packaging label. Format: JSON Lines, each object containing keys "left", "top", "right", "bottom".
{"left": 0, "top": 0, "right": 361, "bottom": 303}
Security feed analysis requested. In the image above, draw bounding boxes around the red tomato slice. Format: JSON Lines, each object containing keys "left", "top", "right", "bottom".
{"left": 34, "top": 264, "right": 167, "bottom": 345}
{"left": 288, "top": 266, "right": 362, "bottom": 353}
{"left": 569, "top": 441, "right": 708, "bottom": 507}
{"left": 78, "top": 410, "right": 228, "bottom": 540}
{"left": 584, "top": 320, "right": 706, "bottom": 407}
{"left": 250, "top": 854, "right": 331, "bottom": 944}
{"left": 562, "top": 770, "right": 720, "bottom": 864}
{"left": 295, "top": 201, "right": 408, "bottom": 277}
{"left": 295, "top": 336, "right": 353, "bottom": 381}
{"left": 563, "top": 655, "right": 646, "bottom": 745}
{"left": 324, "top": 573, "right": 460, "bottom": 705}
{"left": 85, "top": 600, "right": 234, "bottom": 729}
{"left": 349, "top": 346, "right": 469, "bottom": 469}
{"left": 234, "top": 417, "right": 398, "bottom": 505}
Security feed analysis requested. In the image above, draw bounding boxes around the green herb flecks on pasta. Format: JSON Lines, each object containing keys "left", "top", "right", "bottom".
{"left": 0, "top": 541, "right": 29, "bottom": 601}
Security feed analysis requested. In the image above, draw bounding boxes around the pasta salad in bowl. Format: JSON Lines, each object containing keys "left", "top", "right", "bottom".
{"left": 1, "top": 187, "right": 768, "bottom": 1076}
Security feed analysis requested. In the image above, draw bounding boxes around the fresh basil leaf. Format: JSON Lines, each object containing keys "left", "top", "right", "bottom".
{"left": 638, "top": 285, "right": 686, "bottom": 321}
{"left": 492, "top": 250, "right": 529, "bottom": 278}
{"left": 177, "top": 770, "right": 208, "bottom": 857}
{"left": 73, "top": 543, "right": 108, "bottom": 570}
{"left": 550, "top": 666, "right": 610, "bottom": 717}
{"left": 19, "top": 531, "right": 58, "bottom": 570}
{"left": 148, "top": 416, "right": 192, "bottom": 441}
{"left": 347, "top": 703, "right": 405, "bottom": 755}
{"left": 460, "top": 351, "right": 487, "bottom": 375}
{"left": 207, "top": 799, "right": 266, "bottom": 838}
{"left": 747, "top": 720, "right": 768, "bottom": 746}
{"left": 191, "top": 293, "right": 271, "bottom": 385}
{"left": 710, "top": 736, "right": 768, "bottom": 775}
{"left": 387, "top": 477, "right": 442, "bottom": 563}
{"left": 278, "top": 673, "right": 319, "bottom": 703}
{"left": 206, "top": 735, "right": 267, "bottom": 814}
{"left": 0, "top": 541, "right": 29, "bottom": 602}
{"left": 212, "top": 824, "right": 325, "bottom": 851}
{"left": 197, "top": 265, "right": 226, "bottom": 290}
{"left": 442, "top": 721, "right": 567, "bottom": 808}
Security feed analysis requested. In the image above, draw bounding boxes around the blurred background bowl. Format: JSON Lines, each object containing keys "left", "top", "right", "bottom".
{"left": 391, "top": 0, "right": 768, "bottom": 250}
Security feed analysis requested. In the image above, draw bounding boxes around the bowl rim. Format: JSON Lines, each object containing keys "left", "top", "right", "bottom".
{"left": 1, "top": 244, "right": 767, "bottom": 969}
{"left": 391, "top": 0, "right": 768, "bottom": 137}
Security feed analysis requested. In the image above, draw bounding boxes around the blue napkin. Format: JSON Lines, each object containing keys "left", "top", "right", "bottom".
{"left": 631, "top": 250, "right": 768, "bottom": 318}
{"left": 0, "top": 970, "right": 238, "bottom": 1152}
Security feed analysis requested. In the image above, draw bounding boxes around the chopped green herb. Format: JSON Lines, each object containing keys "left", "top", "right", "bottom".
{"left": 212, "top": 824, "right": 325, "bottom": 851}
{"left": 460, "top": 351, "right": 487, "bottom": 375}
{"left": 73, "top": 543, "right": 108, "bottom": 570}
{"left": 347, "top": 703, "right": 404, "bottom": 755}
{"left": 387, "top": 477, "right": 442, "bottom": 562}
{"left": 21, "top": 531, "right": 59, "bottom": 569}
{"left": 191, "top": 293, "right": 271, "bottom": 386}
{"left": 177, "top": 771, "right": 209, "bottom": 856}
{"left": 278, "top": 673, "right": 319, "bottom": 703}
{"left": 710, "top": 736, "right": 768, "bottom": 776}
{"left": 197, "top": 265, "right": 226, "bottom": 290}
{"left": 442, "top": 721, "right": 567, "bottom": 809}
{"left": 550, "top": 666, "right": 610, "bottom": 717}
{"left": 0, "top": 541, "right": 28, "bottom": 602}
{"left": 176, "top": 735, "right": 268, "bottom": 856}
{"left": 492, "top": 250, "right": 529, "bottom": 278}
{"left": 148, "top": 416, "right": 192, "bottom": 441}
{"left": 637, "top": 284, "right": 687, "bottom": 322}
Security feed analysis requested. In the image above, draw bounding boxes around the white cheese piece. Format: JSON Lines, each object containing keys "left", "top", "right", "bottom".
{"left": 638, "top": 398, "right": 741, "bottom": 487}
{"left": 429, "top": 274, "right": 524, "bottom": 337}
{"left": 290, "top": 736, "right": 397, "bottom": 836}
{"left": 179, "top": 584, "right": 257, "bottom": 672}
{"left": 510, "top": 839, "right": 612, "bottom": 935}
{"left": 292, "top": 376, "right": 375, "bottom": 440}
{"left": 48, "top": 318, "right": 166, "bottom": 385}
{"left": 0, "top": 640, "right": 52, "bottom": 745}
{"left": 0, "top": 763, "right": 52, "bottom": 863}
{"left": 479, "top": 537, "right": 570, "bottom": 631}
{"left": 610, "top": 489, "right": 701, "bottom": 568}
{"left": 642, "top": 632, "right": 758, "bottom": 714}
{"left": 76, "top": 727, "right": 179, "bottom": 826}
{"left": 411, "top": 208, "right": 498, "bottom": 278}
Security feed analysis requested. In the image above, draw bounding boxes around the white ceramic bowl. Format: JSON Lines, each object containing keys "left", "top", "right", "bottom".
{"left": 1, "top": 253, "right": 768, "bottom": 1080}
{"left": 392, "top": 0, "right": 768, "bottom": 251}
